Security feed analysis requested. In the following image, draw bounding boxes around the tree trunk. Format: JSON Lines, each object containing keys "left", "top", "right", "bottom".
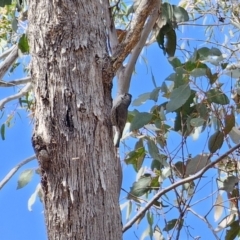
{"left": 28, "top": 1, "right": 122, "bottom": 239}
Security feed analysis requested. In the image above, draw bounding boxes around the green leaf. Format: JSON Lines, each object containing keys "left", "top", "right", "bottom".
{"left": 11, "top": 15, "right": 18, "bottom": 33}
{"left": 161, "top": 81, "right": 170, "bottom": 98}
{"left": 225, "top": 220, "right": 240, "bottom": 240}
{"left": 147, "top": 139, "right": 159, "bottom": 160}
{"left": 172, "top": 5, "right": 189, "bottom": 22}
{"left": 150, "top": 87, "right": 161, "bottom": 102}
{"left": 151, "top": 159, "right": 163, "bottom": 170}
{"left": 208, "top": 131, "right": 224, "bottom": 153}
{"left": 168, "top": 57, "right": 182, "bottom": 69}
{"left": 1, "top": 123, "right": 5, "bottom": 140}
{"left": 184, "top": 60, "right": 208, "bottom": 72}
{"left": 221, "top": 63, "right": 228, "bottom": 70}
{"left": 197, "top": 47, "right": 222, "bottom": 59}
{"left": 130, "top": 112, "right": 152, "bottom": 131}
{"left": 17, "top": 169, "right": 34, "bottom": 189}
{"left": 221, "top": 176, "right": 238, "bottom": 192}
{"left": 216, "top": 214, "right": 235, "bottom": 232}
{"left": 224, "top": 111, "right": 235, "bottom": 135}
{"left": 125, "top": 140, "right": 146, "bottom": 172}
{"left": 163, "top": 219, "right": 178, "bottom": 231}
{"left": 206, "top": 89, "right": 229, "bottom": 105}
{"left": 209, "top": 47, "right": 222, "bottom": 56}
{"left": 185, "top": 154, "right": 210, "bottom": 175}
{"left": 132, "top": 93, "right": 151, "bottom": 106}
{"left": 151, "top": 69, "right": 157, "bottom": 88}
{"left": 18, "top": 34, "right": 29, "bottom": 54}
{"left": 190, "top": 117, "right": 205, "bottom": 127}
{"left": 165, "top": 73, "right": 176, "bottom": 81}
{"left": 166, "top": 84, "right": 191, "bottom": 112}
{"left": 0, "top": 0, "right": 12, "bottom": 7}
{"left": 206, "top": 70, "right": 218, "bottom": 85}
{"left": 162, "top": 3, "right": 189, "bottom": 24}
{"left": 147, "top": 211, "right": 154, "bottom": 226}
{"left": 196, "top": 103, "right": 209, "bottom": 120}
{"left": 190, "top": 68, "right": 207, "bottom": 77}
{"left": 165, "top": 28, "right": 176, "bottom": 57}
{"left": 128, "top": 175, "right": 152, "bottom": 198}
{"left": 147, "top": 139, "right": 168, "bottom": 166}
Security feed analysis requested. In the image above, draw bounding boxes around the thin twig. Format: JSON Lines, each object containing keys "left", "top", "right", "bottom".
{"left": 187, "top": 208, "right": 220, "bottom": 240}
{"left": 0, "top": 76, "right": 31, "bottom": 87}
{"left": 0, "top": 155, "right": 36, "bottom": 190}
{"left": 122, "top": 142, "right": 240, "bottom": 232}
{"left": 0, "top": 82, "right": 32, "bottom": 109}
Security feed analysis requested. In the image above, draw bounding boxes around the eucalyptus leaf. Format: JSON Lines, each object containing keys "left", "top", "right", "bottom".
{"left": 150, "top": 87, "right": 161, "bottom": 102}
{"left": 224, "top": 112, "right": 235, "bottom": 135}
{"left": 151, "top": 69, "right": 157, "bottom": 88}
{"left": 128, "top": 175, "right": 152, "bottom": 198}
{"left": 190, "top": 118, "right": 205, "bottom": 127}
{"left": 229, "top": 127, "right": 240, "bottom": 144}
{"left": 166, "top": 84, "right": 191, "bottom": 112}
{"left": 163, "top": 219, "right": 178, "bottom": 231}
{"left": 225, "top": 220, "right": 240, "bottom": 240}
{"left": 220, "top": 176, "right": 238, "bottom": 192}
{"left": 130, "top": 112, "right": 152, "bottom": 131}
{"left": 206, "top": 89, "right": 229, "bottom": 105}
{"left": 132, "top": 93, "right": 151, "bottom": 106}
{"left": 1, "top": 123, "right": 5, "bottom": 140}
{"left": 215, "top": 214, "right": 236, "bottom": 232}
{"left": 208, "top": 131, "right": 224, "bottom": 153}
{"left": 185, "top": 153, "right": 210, "bottom": 175}
{"left": 17, "top": 169, "right": 34, "bottom": 189}
{"left": 18, "top": 34, "right": 29, "bottom": 54}
{"left": 190, "top": 68, "right": 207, "bottom": 77}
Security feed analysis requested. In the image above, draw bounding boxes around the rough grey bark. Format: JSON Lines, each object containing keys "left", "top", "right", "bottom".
{"left": 28, "top": 1, "right": 122, "bottom": 239}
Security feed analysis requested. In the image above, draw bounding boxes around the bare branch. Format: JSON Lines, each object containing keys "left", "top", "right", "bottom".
{"left": 117, "top": 2, "right": 161, "bottom": 95}
{"left": 0, "top": 76, "right": 31, "bottom": 87}
{"left": 187, "top": 208, "right": 220, "bottom": 240}
{"left": 0, "top": 45, "right": 16, "bottom": 60}
{"left": 122, "top": 142, "right": 240, "bottom": 232}
{"left": 0, "top": 82, "right": 32, "bottom": 110}
{"left": 112, "top": 0, "right": 160, "bottom": 73}
{"left": 0, "top": 155, "right": 36, "bottom": 190}
{"left": 0, "top": 45, "right": 18, "bottom": 80}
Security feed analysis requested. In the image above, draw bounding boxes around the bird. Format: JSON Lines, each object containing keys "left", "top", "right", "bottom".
{"left": 111, "top": 93, "right": 132, "bottom": 147}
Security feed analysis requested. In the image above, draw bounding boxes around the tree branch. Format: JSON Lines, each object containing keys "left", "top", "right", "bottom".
{"left": 0, "top": 45, "right": 18, "bottom": 80}
{"left": 0, "top": 76, "right": 31, "bottom": 87}
{"left": 0, "top": 82, "right": 32, "bottom": 109}
{"left": 122, "top": 142, "right": 240, "bottom": 232}
{"left": 0, "top": 45, "right": 16, "bottom": 60}
{"left": 117, "top": 1, "right": 161, "bottom": 95}
{"left": 112, "top": 0, "right": 160, "bottom": 73}
{"left": 0, "top": 155, "right": 36, "bottom": 190}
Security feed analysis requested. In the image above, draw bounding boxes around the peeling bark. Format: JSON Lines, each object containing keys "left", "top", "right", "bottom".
{"left": 28, "top": 1, "right": 122, "bottom": 239}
